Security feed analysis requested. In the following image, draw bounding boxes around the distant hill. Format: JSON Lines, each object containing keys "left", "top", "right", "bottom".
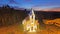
{"left": 41, "top": 7, "right": 60, "bottom": 11}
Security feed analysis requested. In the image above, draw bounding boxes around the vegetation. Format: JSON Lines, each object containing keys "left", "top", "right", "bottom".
{"left": 0, "top": 5, "right": 28, "bottom": 27}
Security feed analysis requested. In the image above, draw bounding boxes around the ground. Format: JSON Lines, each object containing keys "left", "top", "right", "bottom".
{"left": 0, "top": 18, "right": 60, "bottom": 34}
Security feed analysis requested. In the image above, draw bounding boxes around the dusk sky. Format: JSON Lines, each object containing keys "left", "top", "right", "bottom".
{"left": 0, "top": 0, "right": 60, "bottom": 9}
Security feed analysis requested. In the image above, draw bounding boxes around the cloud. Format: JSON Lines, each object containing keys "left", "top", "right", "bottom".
{"left": 9, "top": 0, "right": 20, "bottom": 4}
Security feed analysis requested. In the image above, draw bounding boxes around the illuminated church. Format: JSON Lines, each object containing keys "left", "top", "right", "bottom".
{"left": 22, "top": 9, "right": 39, "bottom": 32}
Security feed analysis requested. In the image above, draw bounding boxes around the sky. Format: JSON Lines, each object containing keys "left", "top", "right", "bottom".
{"left": 0, "top": 0, "right": 60, "bottom": 9}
